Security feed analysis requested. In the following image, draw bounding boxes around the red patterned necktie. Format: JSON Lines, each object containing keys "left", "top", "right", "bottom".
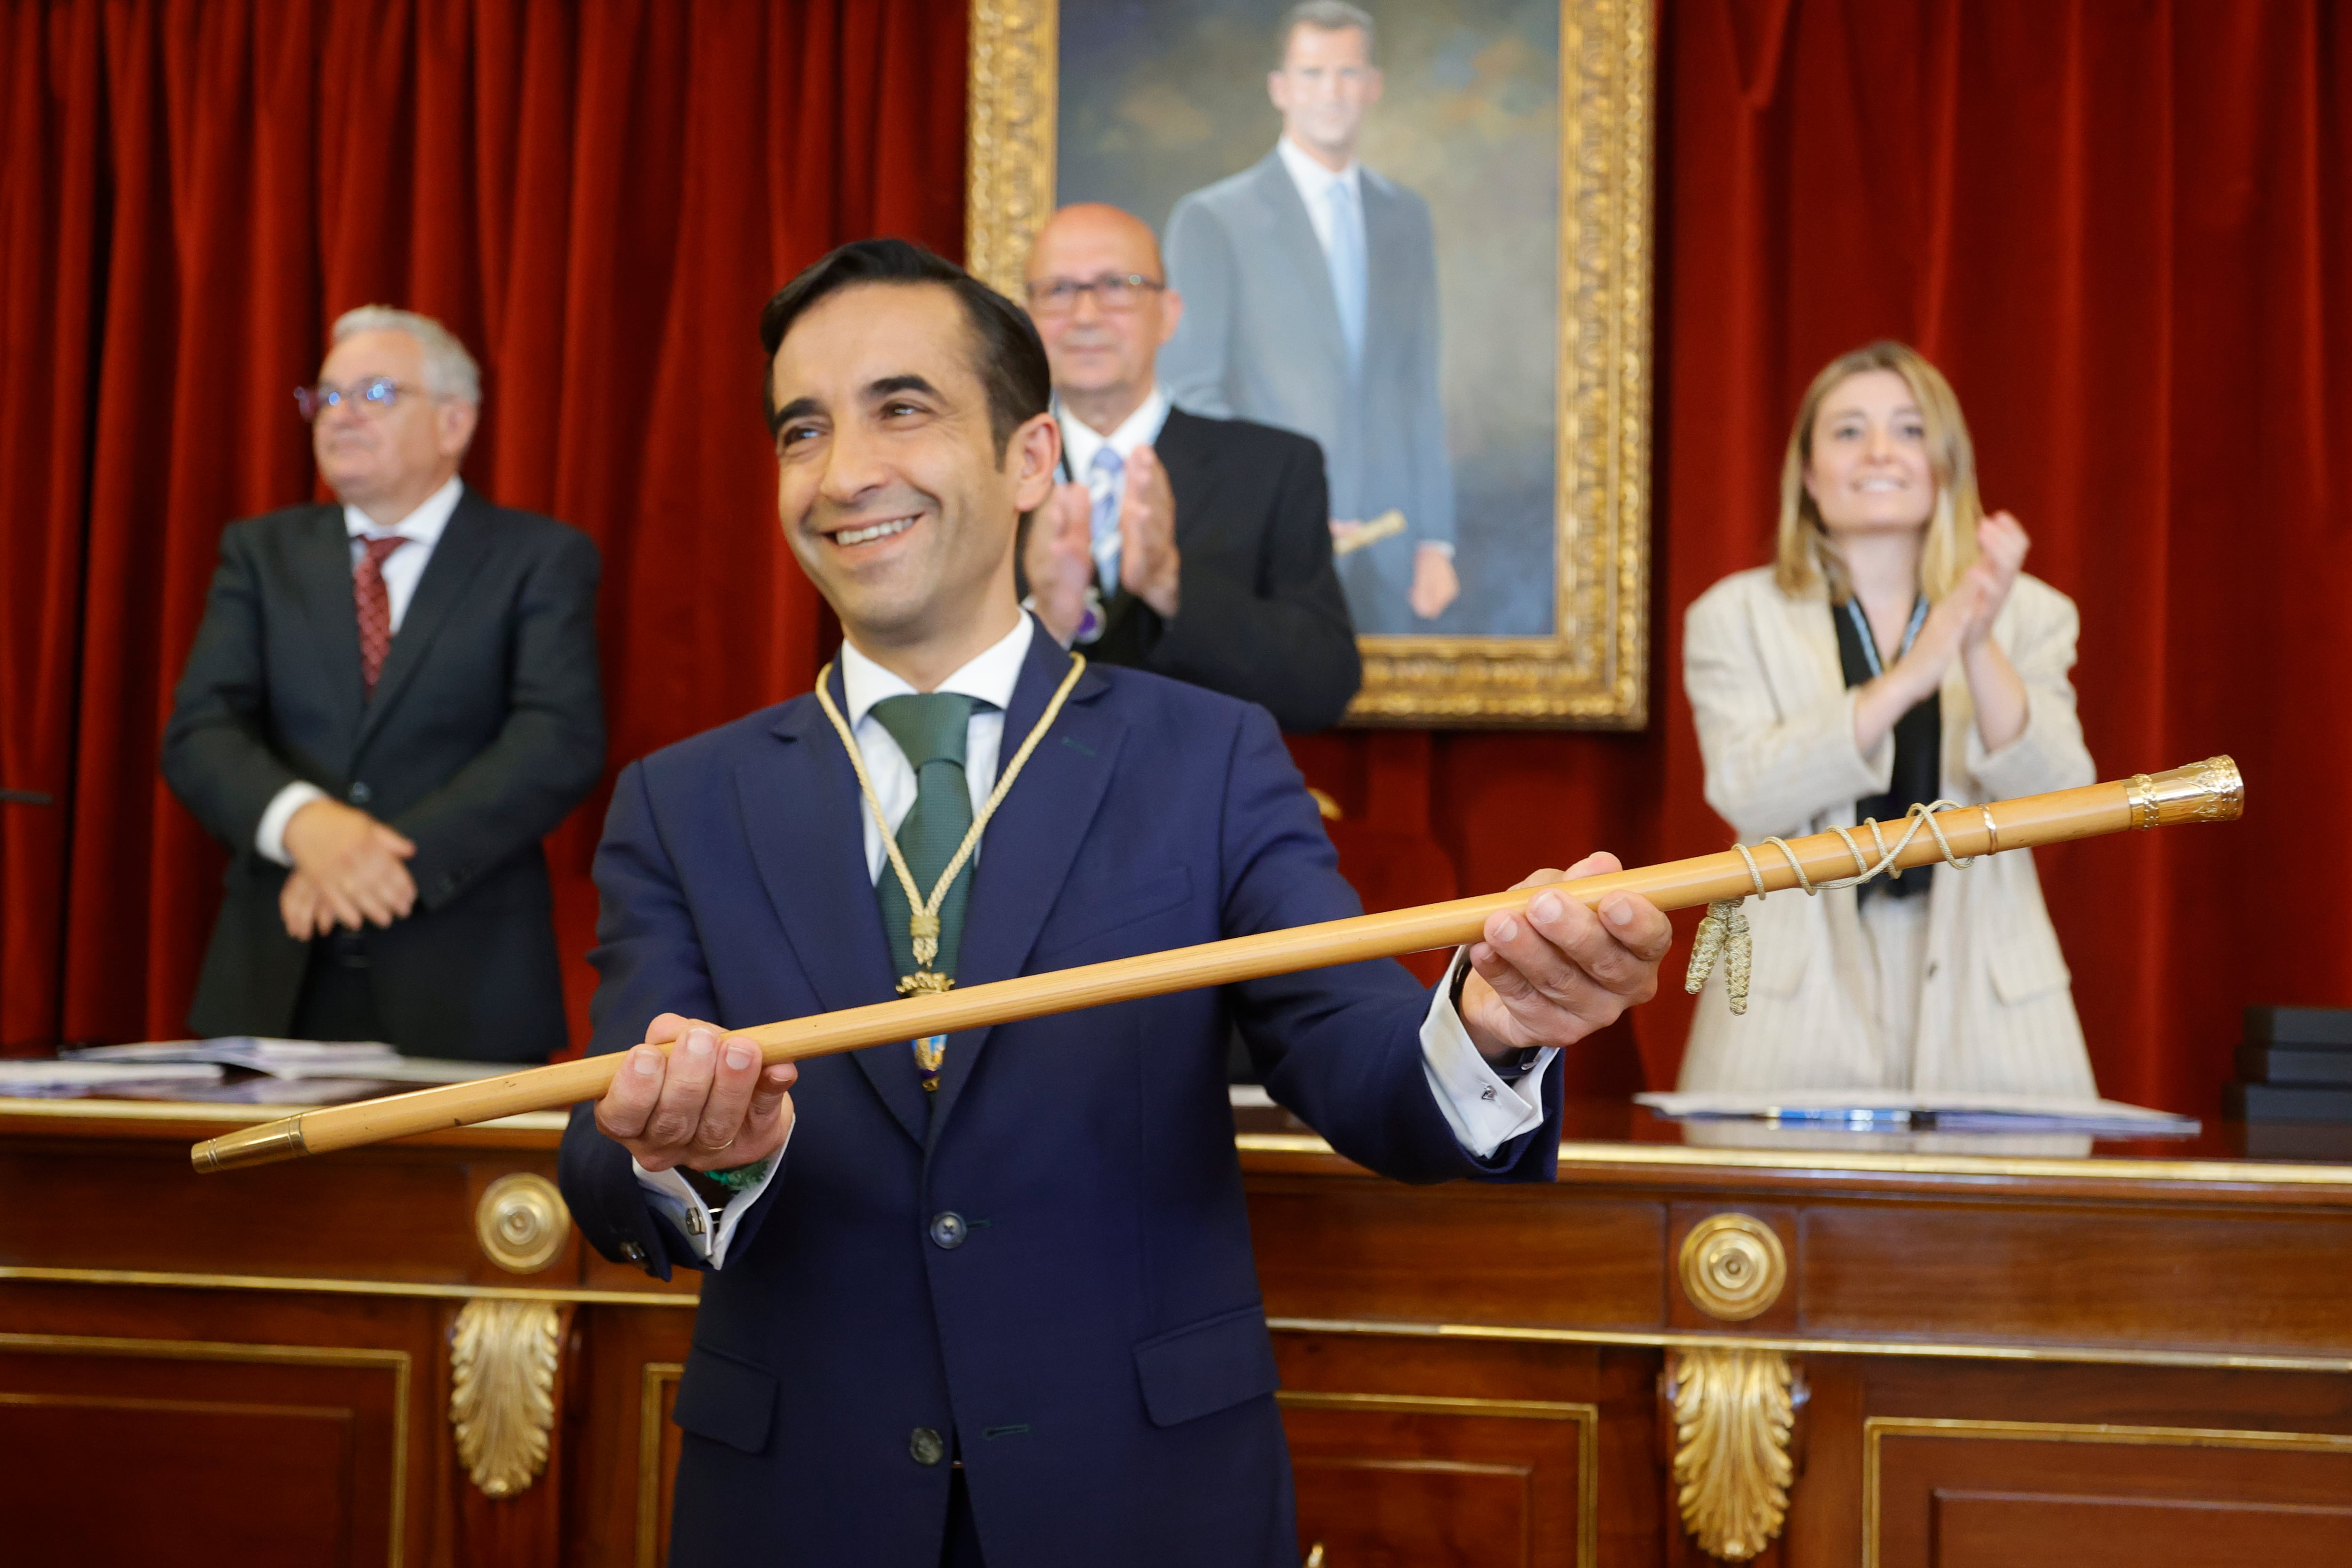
{"left": 354, "top": 534, "right": 409, "bottom": 695}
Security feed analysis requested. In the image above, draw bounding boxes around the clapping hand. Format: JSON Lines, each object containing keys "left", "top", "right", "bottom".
{"left": 1889, "top": 512, "right": 2030, "bottom": 698}
{"left": 1024, "top": 482, "right": 1098, "bottom": 643}
{"left": 1118, "top": 445, "right": 1181, "bottom": 618}
{"left": 1959, "top": 511, "right": 2029, "bottom": 645}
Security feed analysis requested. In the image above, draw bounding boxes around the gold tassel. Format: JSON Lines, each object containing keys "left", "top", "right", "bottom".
{"left": 1683, "top": 899, "right": 1753, "bottom": 1016}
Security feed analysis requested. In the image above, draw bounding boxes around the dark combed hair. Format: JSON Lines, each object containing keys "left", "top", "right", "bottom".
{"left": 757, "top": 238, "right": 1051, "bottom": 456}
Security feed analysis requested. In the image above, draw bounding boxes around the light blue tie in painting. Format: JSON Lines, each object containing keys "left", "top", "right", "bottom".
{"left": 1325, "top": 177, "right": 1367, "bottom": 373}
{"left": 1087, "top": 445, "right": 1124, "bottom": 593}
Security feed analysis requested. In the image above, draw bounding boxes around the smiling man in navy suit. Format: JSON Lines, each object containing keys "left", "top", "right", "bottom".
{"left": 556, "top": 239, "right": 1670, "bottom": 1567}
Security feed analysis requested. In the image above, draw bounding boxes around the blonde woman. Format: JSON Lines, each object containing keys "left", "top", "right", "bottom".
{"left": 1679, "top": 342, "right": 2096, "bottom": 1096}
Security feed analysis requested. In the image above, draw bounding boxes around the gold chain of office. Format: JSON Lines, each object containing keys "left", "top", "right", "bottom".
{"left": 812, "top": 653, "right": 1088, "bottom": 996}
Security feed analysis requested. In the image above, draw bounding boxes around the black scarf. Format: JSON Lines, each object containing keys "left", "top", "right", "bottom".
{"left": 1831, "top": 597, "right": 1939, "bottom": 902}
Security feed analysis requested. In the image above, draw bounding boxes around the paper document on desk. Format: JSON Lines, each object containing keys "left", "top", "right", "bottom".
{"left": 63, "top": 1038, "right": 506, "bottom": 1084}
{"left": 0, "top": 1060, "right": 226, "bottom": 1097}
{"left": 1636, "top": 1088, "right": 2199, "bottom": 1137}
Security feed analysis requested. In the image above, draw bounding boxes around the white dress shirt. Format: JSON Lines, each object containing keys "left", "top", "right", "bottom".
{"left": 637, "top": 612, "right": 1552, "bottom": 1266}
{"left": 1277, "top": 135, "right": 1363, "bottom": 259}
{"left": 253, "top": 477, "right": 467, "bottom": 865}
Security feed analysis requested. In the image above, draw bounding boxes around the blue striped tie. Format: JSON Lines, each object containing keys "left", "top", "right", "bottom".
{"left": 1088, "top": 445, "right": 1124, "bottom": 592}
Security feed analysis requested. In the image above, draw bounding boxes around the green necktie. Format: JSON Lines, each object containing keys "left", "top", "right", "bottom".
{"left": 869, "top": 693, "right": 985, "bottom": 1087}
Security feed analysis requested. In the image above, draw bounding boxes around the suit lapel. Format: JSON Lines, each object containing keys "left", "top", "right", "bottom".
{"left": 1359, "top": 176, "right": 1410, "bottom": 356}
{"left": 358, "top": 489, "right": 496, "bottom": 747}
{"left": 1772, "top": 583, "right": 1845, "bottom": 707}
{"left": 927, "top": 635, "right": 1123, "bottom": 1142}
{"left": 738, "top": 667, "right": 932, "bottom": 1146}
{"left": 1249, "top": 155, "right": 1349, "bottom": 376}
{"left": 1149, "top": 409, "right": 1218, "bottom": 554}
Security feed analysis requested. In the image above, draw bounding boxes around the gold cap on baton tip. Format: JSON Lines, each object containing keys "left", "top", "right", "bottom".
{"left": 190, "top": 1116, "right": 310, "bottom": 1173}
{"left": 2125, "top": 756, "right": 2244, "bottom": 831}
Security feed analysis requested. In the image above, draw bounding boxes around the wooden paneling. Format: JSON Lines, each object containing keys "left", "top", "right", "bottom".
{"left": 1250, "top": 1175, "right": 1664, "bottom": 1328}
{"left": 1801, "top": 1203, "right": 2352, "bottom": 1353}
{"left": 559, "top": 1305, "right": 692, "bottom": 1568}
{"left": 1869, "top": 1420, "right": 2352, "bottom": 1568}
{"left": 1931, "top": 1492, "right": 2352, "bottom": 1567}
{"left": 1282, "top": 1397, "right": 1589, "bottom": 1568}
{"left": 0, "top": 1142, "right": 539, "bottom": 1287}
{"left": 8, "top": 1103, "right": 2352, "bottom": 1564}
{"left": 0, "top": 1331, "right": 407, "bottom": 1567}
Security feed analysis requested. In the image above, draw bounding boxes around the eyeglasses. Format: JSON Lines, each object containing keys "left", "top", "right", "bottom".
{"left": 1025, "top": 274, "right": 1167, "bottom": 317}
{"left": 294, "top": 377, "right": 425, "bottom": 422}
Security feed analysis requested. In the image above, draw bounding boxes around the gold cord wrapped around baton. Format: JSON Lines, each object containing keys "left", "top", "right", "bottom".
{"left": 191, "top": 756, "right": 2243, "bottom": 1173}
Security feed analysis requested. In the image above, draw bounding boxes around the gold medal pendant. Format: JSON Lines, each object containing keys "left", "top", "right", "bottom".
{"left": 897, "top": 970, "right": 956, "bottom": 996}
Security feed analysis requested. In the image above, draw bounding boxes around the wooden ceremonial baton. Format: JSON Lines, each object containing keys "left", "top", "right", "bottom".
{"left": 191, "top": 756, "right": 2244, "bottom": 1172}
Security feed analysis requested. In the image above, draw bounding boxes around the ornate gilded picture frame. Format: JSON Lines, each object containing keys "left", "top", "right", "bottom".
{"left": 968, "top": 0, "right": 1653, "bottom": 727}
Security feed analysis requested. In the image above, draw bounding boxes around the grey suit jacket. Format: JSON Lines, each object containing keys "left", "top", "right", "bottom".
{"left": 1161, "top": 150, "right": 1453, "bottom": 632}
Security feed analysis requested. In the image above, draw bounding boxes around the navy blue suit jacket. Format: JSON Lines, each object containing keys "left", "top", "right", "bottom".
{"left": 558, "top": 623, "right": 1562, "bottom": 1566}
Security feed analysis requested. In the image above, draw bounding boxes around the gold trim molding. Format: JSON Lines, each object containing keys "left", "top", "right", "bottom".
{"left": 0, "top": 1330, "right": 411, "bottom": 1567}
{"left": 1861, "top": 1416, "right": 2352, "bottom": 1568}
{"left": 1236, "top": 1130, "right": 2352, "bottom": 1189}
{"left": 1277, "top": 1390, "right": 1599, "bottom": 1568}
{"left": 639, "top": 1361, "right": 685, "bottom": 1568}
{"left": 1667, "top": 1347, "right": 1795, "bottom": 1560}
{"left": 963, "top": 0, "right": 1654, "bottom": 727}
{"left": 448, "top": 1298, "right": 563, "bottom": 1497}
{"left": 0, "top": 1264, "right": 696, "bottom": 1307}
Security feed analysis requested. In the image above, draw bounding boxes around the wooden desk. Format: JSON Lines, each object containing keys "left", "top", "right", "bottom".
{"left": 5, "top": 1097, "right": 2351, "bottom": 1566}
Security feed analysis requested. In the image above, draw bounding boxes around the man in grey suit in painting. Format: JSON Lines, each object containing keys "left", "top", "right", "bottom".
{"left": 1161, "top": 0, "right": 1459, "bottom": 635}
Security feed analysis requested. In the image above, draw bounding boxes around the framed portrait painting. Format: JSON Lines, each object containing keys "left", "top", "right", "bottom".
{"left": 968, "top": 0, "right": 1653, "bottom": 726}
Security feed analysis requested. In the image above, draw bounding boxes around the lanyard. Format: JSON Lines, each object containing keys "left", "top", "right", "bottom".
{"left": 1844, "top": 595, "right": 1927, "bottom": 681}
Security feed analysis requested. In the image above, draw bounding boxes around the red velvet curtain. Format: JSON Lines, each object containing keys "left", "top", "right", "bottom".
{"left": 8, "top": 1, "right": 2348, "bottom": 1121}
{"left": 0, "top": 0, "right": 964, "bottom": 1052}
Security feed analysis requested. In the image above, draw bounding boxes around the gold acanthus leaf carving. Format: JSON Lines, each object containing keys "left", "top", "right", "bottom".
{"left": 1669, "top": 1346, "right": 1795, "bottom": 1562}
{"left": 449, "top": 1297, "right": 562, "bottom": 1498}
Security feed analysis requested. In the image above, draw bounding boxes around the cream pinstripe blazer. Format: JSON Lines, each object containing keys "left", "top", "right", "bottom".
{"left": 1677, "top": 567, "right": 2098, "bottom": 1096}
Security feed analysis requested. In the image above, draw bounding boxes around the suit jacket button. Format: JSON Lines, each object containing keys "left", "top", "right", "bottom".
{"left": 620, "top": 1242, "right": 647, "bottom": 1263}
{"left": 348, "top": 781, "right": 372, "bottom": 805}
{"left": 928, "top": 1211, "right": 967, "bottom": 1250}
{"left": 909, "top": 1426, "right": 946, "bottom": 1466}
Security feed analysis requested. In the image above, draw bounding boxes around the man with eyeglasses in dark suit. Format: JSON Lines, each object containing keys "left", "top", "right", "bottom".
{"left": 1020, "top": 202, "right": 1360, "bottom": 733}
{"left": 161, "top": 306, "right": 604, "bottom": 1060}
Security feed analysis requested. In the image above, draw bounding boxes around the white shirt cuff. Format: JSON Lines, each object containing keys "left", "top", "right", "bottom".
{"left": 1417, "top": 541, "right": 1456, "bottom": 558}
{"left": 256, "top": 781, "right": 330, "bottom": 866}
{"left": 1418, "top": 948, "right": 1555, "bottom": 1160}
{"left": 631, "top": 1138, "right": 788, "bottom": 1269}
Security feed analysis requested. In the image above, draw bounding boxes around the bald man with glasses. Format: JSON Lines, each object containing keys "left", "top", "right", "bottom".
{"left": 162, "top": 306, "right": 604, "bottom": 1060}
{"left": 1022, "top": 203, "right": 1360, "bottom": 733}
